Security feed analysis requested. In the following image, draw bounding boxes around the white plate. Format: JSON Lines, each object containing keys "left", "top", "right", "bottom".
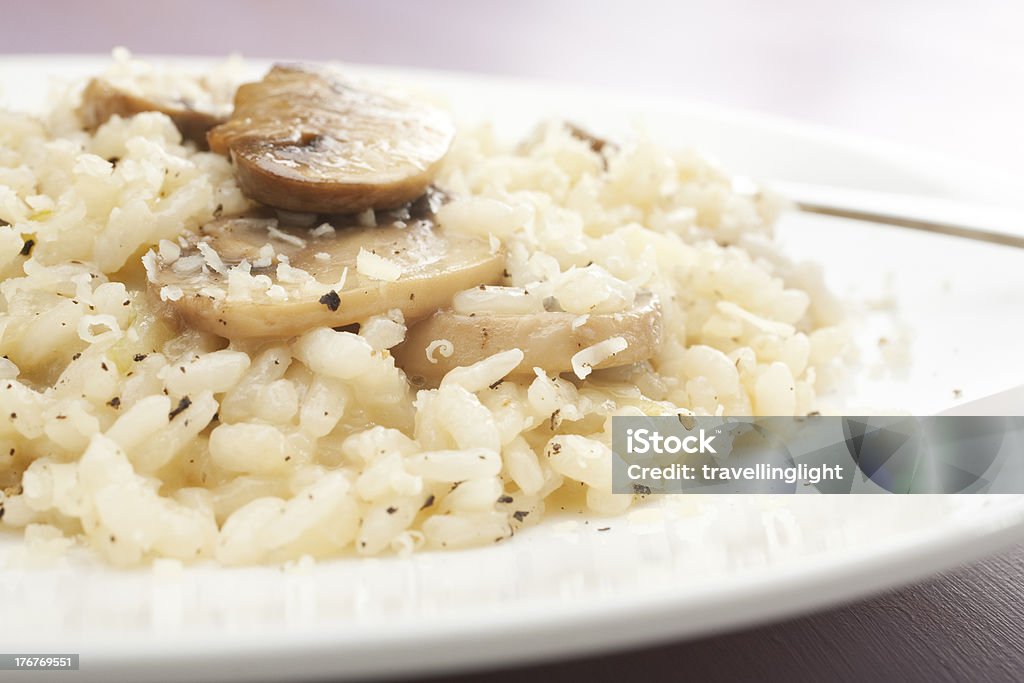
{"left": 2, "top": 56, "right": 1024, "bottom": 683}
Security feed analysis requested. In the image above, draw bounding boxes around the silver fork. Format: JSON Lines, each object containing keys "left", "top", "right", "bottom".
{"left": 740, "top": 179, "right": 1024, "bottom": 249}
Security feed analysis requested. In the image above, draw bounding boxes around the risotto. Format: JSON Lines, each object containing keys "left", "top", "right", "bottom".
{"left": 0, "top": 53, "right": 847, "bottom": 566}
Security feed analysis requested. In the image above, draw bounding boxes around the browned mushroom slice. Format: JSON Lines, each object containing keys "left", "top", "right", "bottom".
{"left": 145, "top": 209, "right": 504, "bottom": 339}
{"left": 78, "top": 78, "right": 229, "bottom": 147}
{"left": 392, "top": 292, "right": 662, "bottom": 381}
{"left": 207, "top": 64, "right": 455, "bottom": 214}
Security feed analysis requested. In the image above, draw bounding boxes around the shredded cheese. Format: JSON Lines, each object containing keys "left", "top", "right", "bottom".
{"left": 425, "top": 339, "right": 454, "bottom": 364}
{"left": 357, "top": 248, "right": 402, "bottom": 282}
{"left": 571, "top": 337, "right": 628, "bottom": 379}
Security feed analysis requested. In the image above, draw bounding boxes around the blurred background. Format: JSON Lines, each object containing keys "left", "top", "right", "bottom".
{"left": 1, "top": 0, "right": 1022, "bottom": 176}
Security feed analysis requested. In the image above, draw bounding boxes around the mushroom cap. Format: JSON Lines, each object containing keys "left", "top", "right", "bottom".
{"left": 207, "top": 64, "right": 456, "bottom": 214}
{"left": 147, "top": 204, "right": 505, "bottom": 339}
{"left": 77, "top": 77, "right": 228, "bottom": 148}
{"left": 393, "top": 291, "right": 663, "bottom": 382}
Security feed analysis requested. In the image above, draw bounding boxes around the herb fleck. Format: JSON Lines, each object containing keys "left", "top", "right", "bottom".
{"left": 169, "top": 396, "right": 192, "bottom": 420}
{"left": 319, "top": 290, "right": 341, "bottom": 311}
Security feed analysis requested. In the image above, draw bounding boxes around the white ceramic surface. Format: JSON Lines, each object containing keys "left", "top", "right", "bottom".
{"left": 1, "top": 57, "right": 1023, "bottom": 683}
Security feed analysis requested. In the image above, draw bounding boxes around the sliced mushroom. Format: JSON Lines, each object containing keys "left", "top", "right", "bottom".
{"left": 78, "top": 77, "right": 230, "bottom": 147}
{"left": 207, "top": 64, "right": 455, "bottom": 214}
{"left": 392, "top": 291, "right": 662, "bottom": 382}
{"left": 146, "top": 203, "right": 504, "bottom": 339}
{"left": 564, "top": 122, "right": 613, "bottom": 155}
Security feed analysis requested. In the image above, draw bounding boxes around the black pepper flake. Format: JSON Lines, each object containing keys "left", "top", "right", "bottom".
{"left": 168, "top": 396, "right": 192, "bottom": 420}
{"left": 55, "top": 414, "right": 67, "bottom": 420}
{"left": 318, "top": 290, "right": 341, "bottom": 311}
{"left": 107, "top": 397, "right": 121, "bottom": 409}
{"left": 497, "top": 495, "right": 514, "bottom": 504}
{"left": 512, "top": 510, "right": 529, "bottom": 522}
{"left": 211, "top": 412, "right": 219, "bottom": 422}
{"left": 632, "top": 484, "right": 652, "bottom": 495}
{"left": 489, "top": 379, "right": 503, "bottom": 390}
{"left": 9, "top": 412, "right": 15, "bottom": 419}
{"left": 386, "top": 506, "right": 398, "bottom": 514}
{"left": 0, "top": 506, "right": 5, "bottom": 521}
{"left": 597, "top": 526, "right": 611, "bottom": 532}
{"left": 550, "top": 443, "right": 562, "bottom": 453}
{"left": 71, "top": 352, "right": 81, "bottom": 361}
{"left": 100, "top": 362, "right": 108, "bottom": 371}
{"left": 19, "top": 239, "right": 35, "bottom": 256}
{"left": 409, "top": 293, "right": 415, "bottom": 301}
{"left": 133, "top": 353, "right": 147, "bottom": 362}
{"left": 549, "top": 409, "right": 561, "bottom": 430}
{"left": 502, "top": 269, "right": 511, "bottom": 278}
{"left": 420, "top": 494, "right": 435, "bottom": 510}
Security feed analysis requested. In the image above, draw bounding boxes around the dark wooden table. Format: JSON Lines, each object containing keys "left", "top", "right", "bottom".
{"left": 415, "top": 544, "right": 1024, "bottom": 683}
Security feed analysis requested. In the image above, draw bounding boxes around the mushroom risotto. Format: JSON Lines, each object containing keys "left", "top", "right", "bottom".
{"left": 0, "top": 53, "right": 847, "bottom": 565}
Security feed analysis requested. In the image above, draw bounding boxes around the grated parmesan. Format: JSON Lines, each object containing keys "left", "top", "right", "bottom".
{"left": 197, "top": 242, "right": 226, "bottom": 274}
{"left": 158, "top": 239, "right": 181, "bottom": 264}
{"left": 310, "top": 223, "right": 335, "bottom": 237}
{"left": 267, "top": 224, "right": 307, "bottom": 248}
{"left": 425, "top": 339, "right": 454, "bottom": 364}
{"left": 571, "top": 337, "right": 628, "bottom": 379}
{"left": 172, "top": 254, "right": 204, "bottom": 275}
{"left": 160, "top": 285, "right": 184, "bottom": 302}
{"left": 357, "top": 248, "right": 402, "bottom": 282}
{"left": 141, "top": 250, "right": 158, "bottom": 283}
{"left": 253, "top": 243, "right": 276, "bottom": 268}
